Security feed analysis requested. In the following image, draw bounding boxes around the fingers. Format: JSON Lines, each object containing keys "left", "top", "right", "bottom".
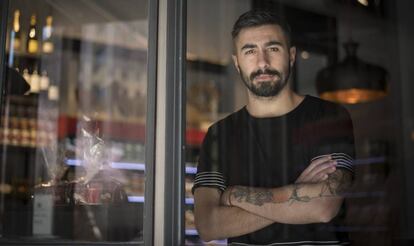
{"left": 296, "top": 155, "right": 338, "bottom": 183}
{"left": 310, "top": 166, "right": 336, "bottom": 182}
{"left": 299, "top": 155, "right": 332, "bottom": 178}
{"left": 307, "top": 160, "right": 337, "bottom": 182}
{"left": 220, "top": 187, "right": 232, "bottom": 206}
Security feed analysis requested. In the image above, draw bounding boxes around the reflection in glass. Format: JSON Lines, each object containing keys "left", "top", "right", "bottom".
{"left": 185, "top": 1, "right": 251, "bottom": 244}
{"left": 186, "top": 0, "right": 403, "bottom": 245}
{"left": 0, "top": 0, "right": 148, "bottom": 243}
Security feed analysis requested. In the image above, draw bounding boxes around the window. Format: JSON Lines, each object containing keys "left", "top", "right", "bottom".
{"left": 0, "top": 0, "right": 152, "bottom": 243}
{"left": 186, "top": 0, "right": 414, "bottom": 245}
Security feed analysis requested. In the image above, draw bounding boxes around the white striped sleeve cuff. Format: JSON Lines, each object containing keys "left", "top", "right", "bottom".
{"left": 192, "top": 171, "right": 227, "bottom": 193}
{"left": 311, "top": 153, "right": 354, "bottom": 175}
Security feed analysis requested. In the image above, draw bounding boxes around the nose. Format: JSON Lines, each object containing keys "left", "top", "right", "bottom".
{"left": 257, "top": 50, "right": 270, "bottom": 69}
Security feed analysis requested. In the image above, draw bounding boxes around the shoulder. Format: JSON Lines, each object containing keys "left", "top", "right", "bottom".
{"left": 297, "top": 96, "right": 354, "bottom": 140}
{"left": 303, "top": 95, "right": 352, "bottom": 121}
{"left": 206, "top": 107, "right": 246, "bottom": 134}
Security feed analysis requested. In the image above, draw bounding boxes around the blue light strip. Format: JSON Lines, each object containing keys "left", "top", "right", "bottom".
{"left": 111, "top": 162, "right": 145, "bottom": 170}
{"left": 65, "top": 159, "right": 198, "bottom": 174}
{"left": 65, "top": 159, "right": 82, "bottom": 166}
{"left": 185, "top": 230, "right": 227, "bottom": 243}
{"left": 127, "top": 196, "right": 145, "bottom": 203}
{"left": 127, "top": 196, "right": 194, "bottom": 204}
{"left": 185, "top": 229, "right": 199, "bottom": 236}
{"left": 185, "top": 166, "right": 197, "bottom": 174}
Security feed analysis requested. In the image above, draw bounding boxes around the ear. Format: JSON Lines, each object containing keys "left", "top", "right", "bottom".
{"left": 232, "top": 55, "right": 240, "bottom": 73}
{"left": 289, "top": 46, "right": 296, "bottom": 67}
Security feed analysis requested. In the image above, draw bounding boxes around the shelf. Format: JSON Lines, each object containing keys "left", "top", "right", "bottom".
{"left": 1, "top": 115, "right": 206, "bottom": 146}
{"left": 7, "top": 50, "right": 53, "bottom": 60}
{"left": 58, "top": 116, "right": 146, "bottom": 142}
{"left": 7, "top": 35, "right": 147, "bottom": 60}
{"left": 58, "top": 115, "right": 206, "bottom": 145}
{"left": 54, "top": 156, "right": 389, "bottom": 173}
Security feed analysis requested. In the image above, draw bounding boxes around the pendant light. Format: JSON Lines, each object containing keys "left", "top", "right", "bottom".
{"left": 316, "top": 40, "right": 388, "bottom": 104}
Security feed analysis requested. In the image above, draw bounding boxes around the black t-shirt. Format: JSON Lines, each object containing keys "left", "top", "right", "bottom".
{"left": 193, "top": 95, "right": 355, "bottom": 245}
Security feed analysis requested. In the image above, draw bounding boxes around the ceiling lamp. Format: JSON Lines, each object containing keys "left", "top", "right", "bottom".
{"left": 316, "top": 41, "right": 388, "bottom": 104}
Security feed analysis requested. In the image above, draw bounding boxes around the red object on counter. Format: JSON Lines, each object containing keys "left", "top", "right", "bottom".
{"left": 58, "top": 115, "right": 207, "bottom": 146}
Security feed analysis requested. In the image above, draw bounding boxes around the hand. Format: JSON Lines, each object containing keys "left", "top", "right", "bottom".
{"left": 296, "top": 155, "right": 337, "bottom": 183}
{"left": 220, "top": 187, "right": 233, "bottom": 206}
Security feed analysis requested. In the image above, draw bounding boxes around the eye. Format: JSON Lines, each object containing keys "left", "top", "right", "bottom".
{"left": 269, "top": 47, "right": 280, "bottom": 52}
{"left": 244, "top": 49, "right": 255, "bottom": 55}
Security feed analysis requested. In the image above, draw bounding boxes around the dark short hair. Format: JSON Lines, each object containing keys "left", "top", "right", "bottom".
{"left": 232, "top": 10, "right": 292, "bottom": 47}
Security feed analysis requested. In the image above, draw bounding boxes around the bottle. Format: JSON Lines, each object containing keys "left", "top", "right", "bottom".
{"left": 48, "top": 85, "right": 59, "bottom": 101}
{"left": 42, "top": 16, "right": 54, "bottom": 53}
{"left": 39, "top": 71, "right": 51, "bottom": 99}
{"left": 22, "top": 68, "right": 30, "bottom": 83}
{"left": 12, "top": 10, "right": 21, "bottom": 51}
{"left": 30, "top": 70, "right": 40, "bottom": 93}
{"left": 27, "top": 14, "right": 39, "bottom": 54}
{"left": 22, "top": 68, "right": 31, "bottom": 95}
{"left": 39, "top": 71, "right": 50, "bottom": 91}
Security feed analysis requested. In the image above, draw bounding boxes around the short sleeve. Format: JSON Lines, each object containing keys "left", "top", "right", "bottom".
{"left": 192, "top": 126, "right": 227, "bottom": 194}
{"left": 310, "top": 105, "right": 356, "bottom": 177}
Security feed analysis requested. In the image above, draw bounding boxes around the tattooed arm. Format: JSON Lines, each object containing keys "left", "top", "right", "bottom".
{"left": 193, "top": 156, "right": 337, "bottom": 241}
{"left": 222, "top": 169, "right": 353, "bottom": 224}
{"left": 194, "top": 187, "right": 273, "bottom": 241}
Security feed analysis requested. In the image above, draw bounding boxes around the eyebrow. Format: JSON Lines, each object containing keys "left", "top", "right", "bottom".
{"left": 240, "top": 43, "right": 257, "bottom": 51}
{"left": 265, "top": 40, "right": 283, "bottom": 47}
{"left": 240, "top": 40, "right": 284, "bottom": 51}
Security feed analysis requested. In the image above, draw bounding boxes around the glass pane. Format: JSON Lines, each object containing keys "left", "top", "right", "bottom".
{"left": 1, "top": 0, "right": 148, "bottom": 243}
{"left": 187, "top": 0, "right": 411, "bottom": 245}
{"left": 185, "top": 0, "right": 251, "bottom": 244}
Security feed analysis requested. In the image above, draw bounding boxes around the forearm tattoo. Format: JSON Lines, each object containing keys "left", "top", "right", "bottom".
{"left": 230, "top": 170, "right": 352, "bottom": 206}
{"left": 319, "top": 169, "right": 351, "bottom": 197}
{"left": 288, "top": 184, "right": 311, "bottom": 204}
{"left": 232, "top": 187, "right": 274, "bottom": 206}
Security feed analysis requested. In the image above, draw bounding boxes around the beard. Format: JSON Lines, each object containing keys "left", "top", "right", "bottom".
{"left": 238, "top": 66, "right": 290, "bottom": 98}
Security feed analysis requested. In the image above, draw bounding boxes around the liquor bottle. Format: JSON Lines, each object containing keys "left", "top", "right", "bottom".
{"left": 39, "top": 71, "right": 50, "bottom": 91}
{"left": 27, "top": 14, "right": 39, "bottom": 54}
{"left": 22, "top": 68, "right": 30, "bottom": 82}
{"left": 30, "top": 69, "right": 40, "bottom": 93}
{"left": 42, "top": 16, "right": 54, "bottom": 53}
{"left": 39, "top": 71, "right": 50, "bottom": 100}
{"left": 22, "top": 68, "right": 31, "bottom": 95}
{"left": 12, "top": 10, "right": 21, "bottom": 51}
{"left": 48, "top": 84, "right": 59, "bottom": 101}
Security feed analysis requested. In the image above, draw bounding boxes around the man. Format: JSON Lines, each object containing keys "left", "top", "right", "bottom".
{"left": 193, "top": 10, "right": 355, "bottom": 245}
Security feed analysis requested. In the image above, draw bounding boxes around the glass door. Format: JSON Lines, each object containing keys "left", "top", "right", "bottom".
{"left": 0, "top": 0, "right": 153, "bottom": 244}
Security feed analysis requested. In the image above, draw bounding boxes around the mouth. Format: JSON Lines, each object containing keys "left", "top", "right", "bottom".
{"left": 250, "top": 68, "right": 282, "bottom": 83}
{"left": 254, "top": 74, "right": 276, "bottom": 82}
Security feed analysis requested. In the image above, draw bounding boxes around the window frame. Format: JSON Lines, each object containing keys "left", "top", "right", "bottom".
{"left": 153, "top": 0, "right": 187, "bottom": 245}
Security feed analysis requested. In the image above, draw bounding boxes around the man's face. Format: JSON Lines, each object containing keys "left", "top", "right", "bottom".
{"left": 232, "top": 24, "right": 296, "bottom": 98}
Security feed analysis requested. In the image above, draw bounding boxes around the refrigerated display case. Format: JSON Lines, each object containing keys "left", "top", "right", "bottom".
{"left": 0, "top": 0, "right": 151, "bottom": 243}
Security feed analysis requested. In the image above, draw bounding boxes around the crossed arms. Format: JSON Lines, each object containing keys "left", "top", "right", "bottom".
{"left": 193, "top": 155, "right": 353, "bottom": 242}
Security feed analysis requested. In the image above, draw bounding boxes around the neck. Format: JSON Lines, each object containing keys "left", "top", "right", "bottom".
{"left": 246, "top": 87, "right": 304, "bottom": 118}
